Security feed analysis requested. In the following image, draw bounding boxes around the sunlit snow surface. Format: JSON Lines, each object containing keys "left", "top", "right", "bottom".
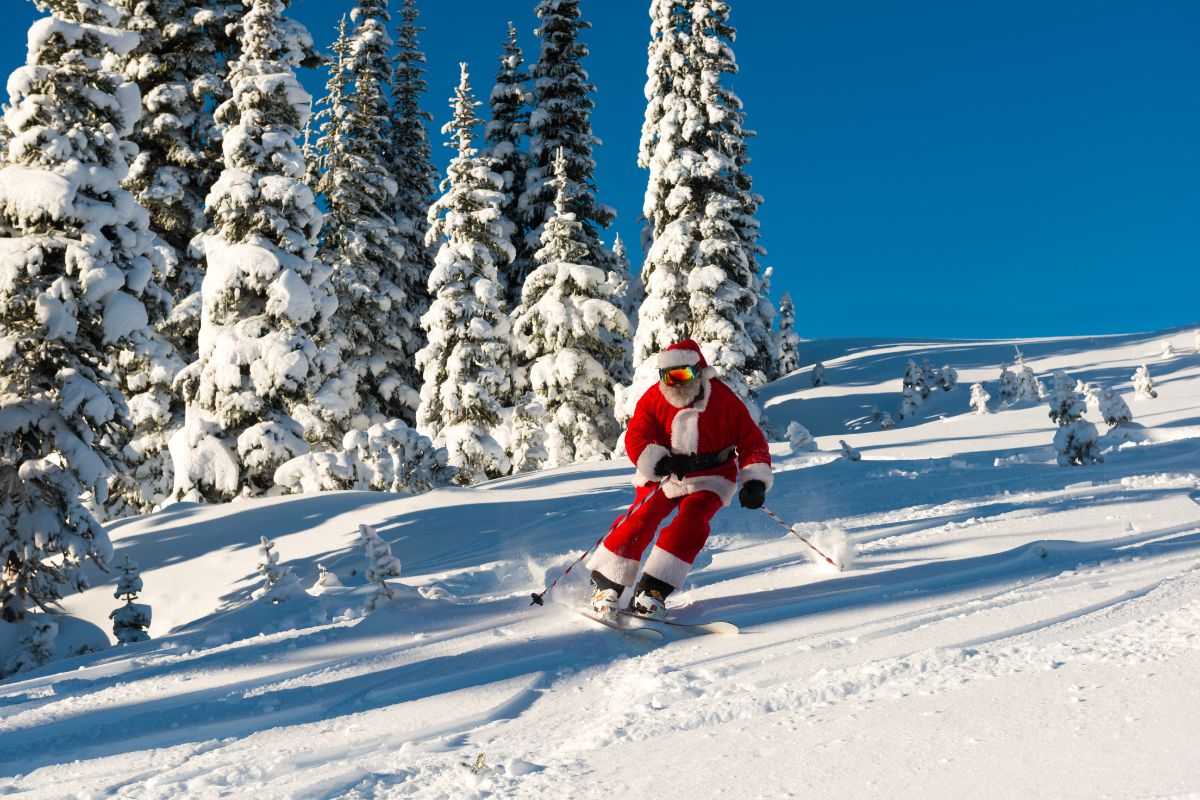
{"left": 3, "top": 328, "right": 1200, "bottom": 799}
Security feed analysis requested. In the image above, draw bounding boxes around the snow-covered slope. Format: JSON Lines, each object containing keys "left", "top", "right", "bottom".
{"left": 3, "top": 328, "right": 1199, "bottom": 799}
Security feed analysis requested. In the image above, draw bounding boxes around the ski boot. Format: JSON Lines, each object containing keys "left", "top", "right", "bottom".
{"left": 590, "top": 571, "right": 624, "bottom": 620}
{"left": 630, "top": 574, "right": 674, "bottom": 621}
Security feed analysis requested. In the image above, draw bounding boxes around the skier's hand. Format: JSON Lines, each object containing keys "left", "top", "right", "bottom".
{"left": 655, "top": 453, "right": 696, "bottom": 479}
{"left": 738, "top": 480, "right": 766, "bottom": 509}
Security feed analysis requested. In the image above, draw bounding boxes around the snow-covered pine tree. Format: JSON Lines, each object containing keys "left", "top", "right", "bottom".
{"left": 1132, "top": 365, "right": 1157, "bottom": 399}
{"left": 251, "top": 534, "right": 301, "bottom": 601}
{"left": 110, "top": 555, "right": 150, "bottom": 643}
{"left": 312, "top": 1, "right": 418, "bottom": 434}
{"left": 689, "top": 0, "right": 774, "bottom": 384}
{"left": 996, "top": 363, "right": 1019, "bottom": 404}
{"left": 3, "top": 615, "right": 58, "bottom": 676}
{"left": 358, "top": 523, "right": 401, "bottom": 613}
{"left": 1013, "top": 351, "right": 1043, "bottom": 401}
{"left": 1098, "top": 387, "right": 1133, "bottom": 427}
{"left": 417, "top": 64, "right": 514, "bottom": 483}
{"left": 387, "top": 0, "right": 438, "bottom": 373}
{"left": 970, "top": 382, "right": 991, "bottom": 414}
{"left": 521, "top": 0, "right": 614, "bottom": 276}
{"left": 1161, "top": 340, "right": 1176, "bottom": 359}
{"left": 838, "top": 439, "right": 862, "bottom": 462}
{"left": 1047, "top": 370, "right": 1086, "bottom": 427}
{"left": 776, "top": 292, "right": 800, "bottom": 376}
{"left": 1194, "top": 329, "right": 1200, "bottom": 354}
{"left": 897, "top": 386, "right": 919, "bottom": 420}
{"left": 172, "top": 0, "right": 337, "bottom": 502}
{"left": 485, "top": 21, "right": 533, "bottom": 307}
{"left": 936, "top": 365, "right": 958, "bottom": 392}
{"left": 113, "top": 0, "right": 238, "bottom": 363}
{"left": 0, "top": 0, "right": 177, "bottom": 619}
{"left": 509, "top": 393, "right": 550, "bottom": 473}
{"left": 786, "top": 421, "right": 817, "bottom": 453}
{"left": 610, "top": 233, "right": 641, "bottom": 328}
{"left": 274, "top": 419, "right": 455, "bottom": 494}
{"left": 106, "top": 0, "right": 239, "bottom": 517}
{"left": 1047, "top": 371, "right": 1101, "bottom": 466}
{"left": 811, "top": 361, "right": 827, "bottom": 387}
{"left": 633, "top": 0, "right": 766, "bottom": 417}
{"left": 902, "top": 359, "right": 927, "bottom": 399}
{"left": 513, "top": 148, "right": 631, "bottom": 466}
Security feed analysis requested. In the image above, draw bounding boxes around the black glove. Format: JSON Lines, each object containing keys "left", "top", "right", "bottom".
{"left": 654, "top": 453, "right": 696, "bottom": 479}
{"left": 738, "top": 480, "right": 766, "bottom": 509}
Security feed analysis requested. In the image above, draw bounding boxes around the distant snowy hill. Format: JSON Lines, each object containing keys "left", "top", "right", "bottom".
{"left": 3, "top": 328, "right": 1199, "bottom": 799}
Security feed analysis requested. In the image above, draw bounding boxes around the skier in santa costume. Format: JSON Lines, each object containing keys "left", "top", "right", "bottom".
{"left": 586, "top": 339, "right": 773, "bottom": 619}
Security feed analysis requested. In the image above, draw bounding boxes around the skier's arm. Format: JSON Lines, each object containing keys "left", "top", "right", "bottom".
{"left": 732, "top": 399, "right": 773, "bottom": 494}
{"left": 626, "top": 390, "right": 670, "bottom": 483}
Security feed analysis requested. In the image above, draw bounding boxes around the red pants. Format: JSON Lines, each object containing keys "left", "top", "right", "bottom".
{"left": 590, "top": 484, "right": 724, "bottom": 589}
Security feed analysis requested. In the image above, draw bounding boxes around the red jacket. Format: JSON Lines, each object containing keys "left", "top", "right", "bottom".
{"left": 625, "top": 371, "right": 773, "bottom": 505}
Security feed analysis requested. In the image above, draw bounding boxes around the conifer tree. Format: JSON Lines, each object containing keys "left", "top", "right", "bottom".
{"left": 1132, "top": 365, "right": 1157, "bottom": 399}
{"left": 776, "top": 292, "right": 800, "bottom": 376}
{"left": 387, "top": 0, "right": 438, "bottom": 370}
{"left": 485, "top": 22, "right": 534, "bottom": 306}
{"left": 359, "top": 523, "right": 401, "bottom": 613}
{"left": 1098, "top": 387, "right": 1133, "bottom": 427}
{"left": 314, "top": 1, "right": 418, "bottom": 433}
{"left": 970, "top": 382, "right": 991, "bottom": 414}
{"left": 513, "top": 149, "right": 631, "bottom": 465}
{"left": 106, "top": 1, "right": 238, "bottom": 519}
{"left": 251, "top": 534, "right": 301, "bottom": 601}
{"left": 633, "top": 0, "right": 769, "bottom": 415}
{"left": 110, "top": 555, "right": 151, "bottom": 643}
{"left": 113, "top": 0, "right": 238, "bottom": 362}
{"left": 0, "top": 0, "right": 171, "bottom": 619}
{"left": 173, "top": 0, "right": 337, "bottom": 501}
{"left": 521, "top": 0, "right": 614, "bottom": 272}
{"left": 417, "top": 64, "right": 514, "bottom": 483}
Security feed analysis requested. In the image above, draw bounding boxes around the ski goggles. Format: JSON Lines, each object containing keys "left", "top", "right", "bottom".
{"left": 659, "top": 365, "right": 698, "bottom": 386}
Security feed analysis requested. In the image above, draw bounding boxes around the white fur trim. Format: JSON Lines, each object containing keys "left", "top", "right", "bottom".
{"left": 739, "top": 461, "right": 774, "bottom": 493}
{"left": 657, "top": 348, "right": 702, "bottom": 369}
{"left": 586, "top": 543, "right": 640, "bottom": 587}
{"left": 670, "top": 408, "right": 701, "bottom": 454}
{"left": 636, "top": 444, "right": 670, "bottom": 483}
{"left": 660, "top": 475, "right": 737, "bottom": 506}
{"left": 644, "top": 546, "right": 693, "bottom": 589}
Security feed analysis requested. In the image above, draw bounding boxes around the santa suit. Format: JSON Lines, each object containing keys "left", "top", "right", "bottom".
{"left": 586, "top": 341, "right": 773, "bottom": 590}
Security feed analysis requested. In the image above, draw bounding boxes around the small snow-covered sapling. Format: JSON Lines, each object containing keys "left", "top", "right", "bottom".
{"left": 359, "top": 524, "right": 402, "bottom": 613}
{"left": 838, "top": 440, "right": 862, "bottom": 462}
{"left": 811, "top": 362, "right": 827, "bottom": 387}
{"left": 110, "top": 555, "right": 151, "bottom": 644}
{"left": 786, "top": 421, "right": 818, "bottom": 453}
{"left": 1098, "top": 388, "right": 1133, "bottom": 427}
{"left": 970, "top": 382, "right": 991, "bottom": 414}
{"left": 1132, "top": 365, "right": 1157, "bottom": 400}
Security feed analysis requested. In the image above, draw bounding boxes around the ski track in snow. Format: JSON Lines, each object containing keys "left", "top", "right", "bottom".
{"left": 3, "top": 331, "right": 1200, "bottom": 798}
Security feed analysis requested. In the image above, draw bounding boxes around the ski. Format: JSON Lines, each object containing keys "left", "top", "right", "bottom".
{"left": 618, "top": 608, "right": 739, "bottom": 635}
{"left": 568, "top": 605, "right": 665, "bottom": 641}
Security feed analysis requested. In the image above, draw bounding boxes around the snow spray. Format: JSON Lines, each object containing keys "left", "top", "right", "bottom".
{"left": 760, "top": 506, "right": 852, "bottom": 571}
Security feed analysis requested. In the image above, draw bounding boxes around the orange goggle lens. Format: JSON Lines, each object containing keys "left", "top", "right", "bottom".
{"left": 660, "top": 366, "right": 697, "bottom": 386}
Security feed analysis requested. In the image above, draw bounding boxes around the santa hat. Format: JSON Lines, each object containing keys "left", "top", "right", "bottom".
{"left": 656, "top": 339, "right": 709, "bottom": 370}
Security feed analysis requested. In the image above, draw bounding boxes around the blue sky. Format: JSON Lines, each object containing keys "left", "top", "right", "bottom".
{"left": 3, "top": 1, "right": 1197, "bottom": 338}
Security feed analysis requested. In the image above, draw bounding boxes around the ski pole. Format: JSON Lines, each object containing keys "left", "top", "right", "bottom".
{"left": 760, "top": 505, "right": 844, "bottom": 571}
{"left": 530, "top": 483, "right": 664, "bottom": 607}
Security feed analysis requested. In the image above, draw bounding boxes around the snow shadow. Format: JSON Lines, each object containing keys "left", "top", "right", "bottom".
{"left": 711, "top": 522, "right": 1200, "bottom": 631}
{"left": 0, "top": 620, "right": 641, "bottom": 777}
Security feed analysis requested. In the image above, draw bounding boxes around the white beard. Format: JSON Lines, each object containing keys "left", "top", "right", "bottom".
{"left": 659, "top": 378, "right": 703, "bottom": 409}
